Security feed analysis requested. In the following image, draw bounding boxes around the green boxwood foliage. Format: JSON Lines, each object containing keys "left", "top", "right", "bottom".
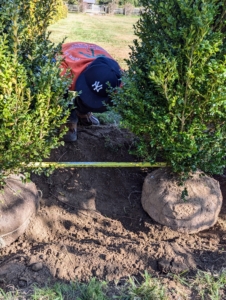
{"left": 112, "top": 0, "right": 226, "bottom": 176}
{"left": 51, "top": 0, "right": 68, "bottom": 24}
{"left": 0, "top": 0, "right": 73, "bottom": 185}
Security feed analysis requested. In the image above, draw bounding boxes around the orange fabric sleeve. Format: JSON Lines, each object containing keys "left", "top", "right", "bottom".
{"left": 60, "top": 42, "right": 114, "bottom": 91}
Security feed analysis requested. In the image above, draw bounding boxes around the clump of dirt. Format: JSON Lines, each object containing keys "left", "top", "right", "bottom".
{"left": 0, "top": 125, "right": 226, "bottom": 291}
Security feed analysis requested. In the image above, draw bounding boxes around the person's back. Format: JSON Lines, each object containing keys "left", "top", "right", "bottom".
{"left": 60, "top": 42, "right": 121, "bottom": 142}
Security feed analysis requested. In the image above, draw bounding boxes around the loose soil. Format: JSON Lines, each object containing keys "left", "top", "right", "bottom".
{"left": 1, "top": 125, "right": 226, "bottom": 297}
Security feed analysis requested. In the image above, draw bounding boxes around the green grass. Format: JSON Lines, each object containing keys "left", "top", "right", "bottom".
{"left": 48, "top": 13, "right": 139, "bottom": 68}
{"left": 1, "top": 270, "right": 226, "bottom": 299}
{"left": 0, "top": 288, "right": 21, "bottom": 300}
{"left": 0, "top": 279, "right": 107, "bottom": 300}
{"left": 173, "top": 269, "right": 226, "bottom": 300}
{"left": 95, "top": 111, "right": 122, "bottom": 125}
{"left": 31, "top": 278, "right": 108, "bottom": 300}
{"left": 116, "top": 271, "right": 167, "bottom": 300}
{"left": 194, "top": 270, "right": 226, "bottom": 300}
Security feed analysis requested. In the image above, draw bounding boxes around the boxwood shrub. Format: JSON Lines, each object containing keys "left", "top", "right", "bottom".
{"left": 0, "top": 0, "right": 72, "bottom": 186}
{"left": 112, "top": 0, "right": 226, "bottom": 178}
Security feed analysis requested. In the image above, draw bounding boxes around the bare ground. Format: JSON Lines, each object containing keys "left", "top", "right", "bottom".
{"left": 0, "top": 125, "right": 226, "bottom": 298}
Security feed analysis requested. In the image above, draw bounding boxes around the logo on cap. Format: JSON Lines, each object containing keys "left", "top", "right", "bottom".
{"left": 92, "top": 81, "right": 103, "bottom": 92}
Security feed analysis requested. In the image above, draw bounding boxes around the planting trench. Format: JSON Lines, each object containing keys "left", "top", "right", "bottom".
{"left": 0, "top": 125, "right": 226, "bottom": 292}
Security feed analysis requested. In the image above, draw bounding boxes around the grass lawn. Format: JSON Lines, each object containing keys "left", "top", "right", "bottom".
{"left": 1, "top": 270, "right": 226, "bottom": 299}
{"left": 48, "top": 12, "right": 139, "bottom": 69}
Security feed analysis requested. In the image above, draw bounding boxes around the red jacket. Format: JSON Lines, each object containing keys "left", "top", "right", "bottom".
{"left": 60, "top": 42, "right": 115, "bottom": 91}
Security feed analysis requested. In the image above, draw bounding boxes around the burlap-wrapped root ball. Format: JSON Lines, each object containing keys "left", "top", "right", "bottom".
{"left": 141, "top": 168, "right": 222, "bottom": 234}
{"left": 0, "top": 174, "right": 39, "bottom": 248}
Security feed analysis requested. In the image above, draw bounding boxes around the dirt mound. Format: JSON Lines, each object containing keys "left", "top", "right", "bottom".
{"left": 0, "top": 125, "right": 226, "bottom": 289}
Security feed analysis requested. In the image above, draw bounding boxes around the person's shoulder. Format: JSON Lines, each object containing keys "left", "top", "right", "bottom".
{"left": 62, "top": 41, "right": 100, "bottom": 50}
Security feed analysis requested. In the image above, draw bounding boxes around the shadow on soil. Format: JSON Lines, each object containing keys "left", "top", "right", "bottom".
{"left": 0, "top": 126, "right": 226, "bottom": 289}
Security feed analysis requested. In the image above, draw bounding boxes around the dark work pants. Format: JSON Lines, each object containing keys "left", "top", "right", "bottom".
{"left": 68, "top": 96, "right": 108, "bottom": 123}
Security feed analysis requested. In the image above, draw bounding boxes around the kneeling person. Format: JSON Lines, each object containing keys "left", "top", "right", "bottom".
{"left": 60, "top": 42, "right": 122, "bottom": 142}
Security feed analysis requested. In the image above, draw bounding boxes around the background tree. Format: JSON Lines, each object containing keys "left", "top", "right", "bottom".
{"left": 66, "top": 0, "right": 78, "bottom": 4}
{"left": 98, "top": 0, "right": 141, "bottom": 8}
{"left": 119, "top": 0, "right": 140, "bottom": 7}
{"left": 52, "top": 0, "right": 68, "bottom": 22}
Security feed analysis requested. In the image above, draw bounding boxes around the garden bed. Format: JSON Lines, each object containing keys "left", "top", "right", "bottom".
{"left": 0, "top": 125, "right": 226, "bottom": 297}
